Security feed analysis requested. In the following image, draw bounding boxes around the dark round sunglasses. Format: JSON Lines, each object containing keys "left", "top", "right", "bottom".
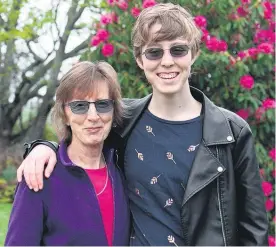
{"left": 65, "top": 99, "right": 114, "bottom": 115}
{"left": 142, "top": 45, "right": 190, "bottom": 60}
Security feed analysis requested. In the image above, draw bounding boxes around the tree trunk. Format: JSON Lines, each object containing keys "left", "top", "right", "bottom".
{"left": 0, "top": 137, "right": 9, "bottom": 171}
{"left": 23, "top": 49, "right": 64, "bottom": 142}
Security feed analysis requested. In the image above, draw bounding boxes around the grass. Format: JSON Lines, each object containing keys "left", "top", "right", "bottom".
{"left": 0, "top": 203, "right": 12, "bottom": 245}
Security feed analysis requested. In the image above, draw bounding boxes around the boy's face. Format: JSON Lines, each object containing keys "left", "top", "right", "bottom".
{"left": 136, "top": 23, "right": 197, "bottom": 96}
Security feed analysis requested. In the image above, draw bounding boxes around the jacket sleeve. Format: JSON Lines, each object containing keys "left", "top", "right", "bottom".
{"left": 233, "top": 123, "right": 269, "bottom": 246}
{"left": 23, "top": 139, "right": 58, "bottom": 159}
{"left": 5, "top": 180, "right": 44, "bottom": 246}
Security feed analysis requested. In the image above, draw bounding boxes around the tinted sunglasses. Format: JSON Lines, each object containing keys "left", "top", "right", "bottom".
{"left": 142, "top": 45, "right": 190, "bottom": 60}
{"left": 65, "top": 99, "right": 114, "bottom": 114}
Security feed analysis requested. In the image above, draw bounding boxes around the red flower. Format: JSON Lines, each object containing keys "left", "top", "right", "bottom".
{"left": 131, "top": 7, "right": 141, "bottom": 17}
{"left": 258, "top": 42, "right": 274, "bottom": 54}
{"left": 142, "top": 0, "right": 156, "bottom": 9}
{"left": 201, "top": 29, "right": 210, "bottom": 42}
{"left": 265, "top": 198, "right": 274, "bottom": 211}
{"left": 97, "top": 29, "right": 109, "bottom": 41}
{"left": 269, "top": 148, "right": 276, "bottom": 161}
{"left": 117, "top": 1, "right": 128, "bottom": 11}
{"left": 268, "top": 236, "right": 276, "bottom": 247}
{"left": 90, "top": 35, "right": 101, "bottom": 46}
{"left": 100, "top": 14, "right": 113, "bottom": 25}
{"left": 241, "top": 0, "right": 251, "bottom": 4}
{"left": 254, "top": 29, "right": 275, "bottom": 44}
{"left": 206, "top": 37, "right": 219, "bottom": 51}
{"left": 217, "top": 40, "right": 228, "bottom": 52}
{"left": 263, "top": 1, "right": 274, "bottom": 11}
{"left": 248, "top": 47, "right": 259, "bottom": 59}
{"left": 237, "top": 51, "right": 247, "bottom": 60}
{"left": 264, "top": 9, "right": 273, "bottom": 20}
{"left": 239, "top": 75, "right": 254, "bottom": 90}
{"left": 101, "top": 43, "right": 114, "bottom": 57}
{"left": 236, "top": 109, "right": 250, "bottom": 120}
{"left": 194, "top": 16, "right": 207, "bottom": 29}
{"left": 237, "top": 6, "right": 249, "bottom": 17}
{"left": 262, "top": 181, "right": 273, "bottom": 196}
{"left": 262, "top": 98, "right": 276, "bottom": 109}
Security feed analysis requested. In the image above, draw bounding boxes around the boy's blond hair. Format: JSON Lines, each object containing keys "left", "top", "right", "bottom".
{"left": 131, "top": 3, "right": 202, "bottom": 59}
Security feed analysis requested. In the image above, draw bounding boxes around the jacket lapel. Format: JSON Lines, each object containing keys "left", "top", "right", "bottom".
{"left": 182, "top": 143, "right": 226, "bottom": 206}
{"left": 199, "top": 90, "right": 235, "bottom": 146}
{"left": 182, "top": 87, "right": 235, "bottom": 205}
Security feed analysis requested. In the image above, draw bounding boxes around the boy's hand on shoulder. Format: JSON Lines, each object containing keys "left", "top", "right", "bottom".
{"left": 17, "top": 145, "right": 57, "bottom": 191}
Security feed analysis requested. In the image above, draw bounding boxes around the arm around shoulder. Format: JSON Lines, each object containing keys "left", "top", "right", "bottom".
{"left": 17, "top": 140, "right": 59, "bottom": 189}
{"left": 23, "top": 139, "right": 59, "bottom": 159}
{"left": 233, "top": 124, "right": 268, "bottom": 246}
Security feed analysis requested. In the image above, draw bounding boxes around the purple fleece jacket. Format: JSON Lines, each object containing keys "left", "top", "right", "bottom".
{"left": 5, "top": 142, "right": 130, "bottom": 246}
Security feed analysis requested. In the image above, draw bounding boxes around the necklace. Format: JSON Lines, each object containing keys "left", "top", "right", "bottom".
{"left": 96, "top": 154, "right": 108, "bottom": 196}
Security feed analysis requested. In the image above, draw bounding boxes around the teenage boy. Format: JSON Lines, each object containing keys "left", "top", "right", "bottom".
{"left": 17, "top": 3, "right": 268, "bottom": 246}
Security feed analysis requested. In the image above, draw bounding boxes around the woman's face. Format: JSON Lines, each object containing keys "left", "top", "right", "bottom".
{"left": 64, "top": 82, "right": 113, "bottom": 148}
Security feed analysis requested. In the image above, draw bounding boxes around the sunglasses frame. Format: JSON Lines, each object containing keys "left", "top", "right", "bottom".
{"left": 65, "top": 99, "right": 114, "bottom": 115}
{"left": 142, "top": 44, "right": 190, "bottom": 61}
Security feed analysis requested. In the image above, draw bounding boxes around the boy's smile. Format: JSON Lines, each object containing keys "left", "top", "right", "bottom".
{"left": 137, "top": 23, "right": 197, "bottom": 96}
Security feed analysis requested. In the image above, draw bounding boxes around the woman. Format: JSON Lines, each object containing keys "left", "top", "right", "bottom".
{"left": 5, "top": 61, "right": 130, "bottom": 246}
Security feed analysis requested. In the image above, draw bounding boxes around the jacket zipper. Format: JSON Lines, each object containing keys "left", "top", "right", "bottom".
{"left": 108, "top": 161, "right": 116, "bottom": 246}
{"left": 216, "top": 147, "right": 227, "bottom": 246}
{"left": 75, "top": 166, "right": 109, "bottom": 245}
{"left": 181, "top": 214, "right": 189, "bottom": 245}
{"left": 100, "top": 150, "right": 116, "bottom": 246}
{"left": 217, "top": 178, "right": 227, "bottom": 246}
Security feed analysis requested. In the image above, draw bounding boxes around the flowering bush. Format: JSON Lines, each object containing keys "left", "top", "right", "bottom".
{"left": 82, "top": 0, "right": 275, "bottom": 241}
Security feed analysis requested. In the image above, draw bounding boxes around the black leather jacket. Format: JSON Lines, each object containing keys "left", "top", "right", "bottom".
{"left": 26, "top": 87, "right": 268, "bottom": 246}
{"left": 109, "top": 87, "right": 269, "bottom": 246}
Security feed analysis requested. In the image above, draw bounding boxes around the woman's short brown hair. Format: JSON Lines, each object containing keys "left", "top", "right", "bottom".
{"left": 51, "top": 61, "right": 123, "bottom": 142}
{"left": 131, "top": 3, "right": 202, "bottom": 59}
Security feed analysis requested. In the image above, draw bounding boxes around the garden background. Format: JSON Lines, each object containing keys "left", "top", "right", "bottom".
{"left": 0, "top": 0, "right": 275, "bottom": 245}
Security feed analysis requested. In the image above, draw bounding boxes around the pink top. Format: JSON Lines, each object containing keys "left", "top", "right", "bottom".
{"left": 85, "top": 167, "right": 114, "bottom": 246}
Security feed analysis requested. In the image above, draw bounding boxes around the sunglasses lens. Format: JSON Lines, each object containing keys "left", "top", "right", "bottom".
{"left": 69, "top": 101, "right": 89, "bottom": 114}
{"left": 68, "top": 100, "right": 114, "bottom": 114}
{"left": 145, "top": 48, "right": 163, "bottom": 60}
{"left": 95, "top": 100, "right": 114, "bottom": 113}
{"left": 171, "top": 45, "right": 189, "bottom": 57}
{"left": 144, "top": 45, "right": 189, "bottom": 60}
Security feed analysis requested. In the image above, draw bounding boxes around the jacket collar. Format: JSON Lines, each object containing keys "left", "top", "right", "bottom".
{"left": 58, "top": 141, "right": 115, "bottom": 167}
{"left": 192, "top": 87, "right": 235, "bottom": 146}
{"left": 115, "top": 86, "right": 235, "bottom": 146}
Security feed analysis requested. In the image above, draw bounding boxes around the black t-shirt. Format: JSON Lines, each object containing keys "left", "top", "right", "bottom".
{"left": 124, "top": 109, "right": 203, "bottom": 246}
